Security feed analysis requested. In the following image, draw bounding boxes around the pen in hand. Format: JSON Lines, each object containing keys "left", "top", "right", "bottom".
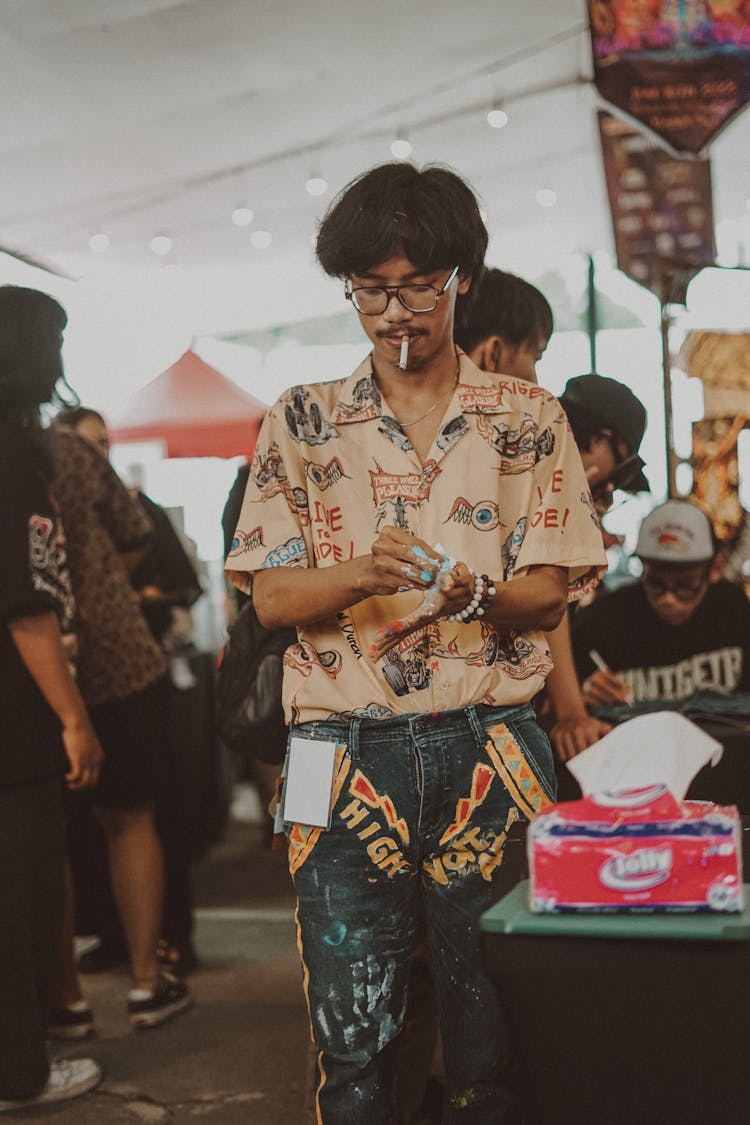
{"left": 588, "top": 649, "right": 635, "bottom": 706}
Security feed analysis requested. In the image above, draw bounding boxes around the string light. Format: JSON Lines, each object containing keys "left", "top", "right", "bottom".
{"left": 305, "top": 175, "right": 328, "bottom": 197}
{"left": 390, "top": 135, "right": 413, "bottom": 159}
{"left": 232, "top": 205, "right": 254, "bottom": 227}
{"left": 250, "top": 229, "right": 272, "bottom": 249}
{"left": 150, "top": 234, "right": 173, "bottom": 256}
{"left": 536, "top": 188, "right": 557, "bottom": 208}
{"left": 88, "top": 233, "right": 110, "bottom": 253}
{"left": 486, "top": 107, "right": 509, "bottom": 129}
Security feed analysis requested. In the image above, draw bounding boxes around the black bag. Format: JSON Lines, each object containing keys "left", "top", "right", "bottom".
{"left": 215, "top": 599, "right": 296, "bottom": 766}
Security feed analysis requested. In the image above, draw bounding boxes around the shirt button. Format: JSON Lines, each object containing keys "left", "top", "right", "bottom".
{"left": 439, "top": 681, "right": 449, "bottom": 691}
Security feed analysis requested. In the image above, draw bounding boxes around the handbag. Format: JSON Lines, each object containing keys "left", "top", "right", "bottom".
{"left": 215, "top": 599, "right": 296, "bottom": 766}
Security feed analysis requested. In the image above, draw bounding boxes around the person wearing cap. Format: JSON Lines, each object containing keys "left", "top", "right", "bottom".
{"left": 572, "top": 499, "right": 750, "bottom": 708}
{"left": 557, "top": 372, "right": 650, "bottom": 511}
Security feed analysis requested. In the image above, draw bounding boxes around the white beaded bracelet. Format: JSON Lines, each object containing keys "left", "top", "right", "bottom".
{"left": 447, "top": 570, "right": 496, "bottom": 623}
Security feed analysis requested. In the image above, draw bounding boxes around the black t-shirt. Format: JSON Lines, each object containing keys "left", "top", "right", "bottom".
{"left": 0, "top": 420, "right": 72, "bottom": 784}
{"left": 572, "top": 579, "right": 750, "bottom": 703}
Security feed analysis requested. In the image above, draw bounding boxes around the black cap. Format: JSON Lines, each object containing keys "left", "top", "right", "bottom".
{"left": 559, "top": 373, "right": 649, "bottom": 493}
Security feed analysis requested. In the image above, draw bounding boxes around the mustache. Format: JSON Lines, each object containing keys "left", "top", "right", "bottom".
{"left": 375, "top": 328, "right": 427, "bottom": 339}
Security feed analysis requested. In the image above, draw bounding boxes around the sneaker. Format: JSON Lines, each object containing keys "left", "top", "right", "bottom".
{"left": 128, "top": 971, "right": 193, "bottom": 1030}
{"left": 0, "top": 1057, "right": 102, "bottom": 1113}
{"left": 47, "top": 1003, "right": 95, "bottom": 1040}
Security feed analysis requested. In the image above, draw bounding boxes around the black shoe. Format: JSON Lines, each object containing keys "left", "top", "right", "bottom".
{"left": 77, "top": 942, "right": 129, "bottom": 974}
{"left": 47, "top": 1004, "right": 95, "bottom": 1040}
{"left": 156, "top": 938, "right": 199, "bottom": 976}
{"left": 128, "top": 972, "right": 193, "bottom": 1030}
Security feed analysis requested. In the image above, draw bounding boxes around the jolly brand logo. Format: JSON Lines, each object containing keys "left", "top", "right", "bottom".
{"left": 599, "top": 847, "right": 673, "bottom": 892}
{"left": 369, "top": 461, "right": 441, "bottom": 507}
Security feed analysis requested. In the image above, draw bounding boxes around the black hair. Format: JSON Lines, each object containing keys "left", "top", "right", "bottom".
{"left": 315, "top": 163, "right": 487, "bottom": 291}
{"left": 51, "top": 406, "right": 106, "bottom": 431}
{"left": 559, "top": 398, "right": 611, "bottom": 454}
{"left": 454, "top": 268, "right": 553, "bottom": 353}
{"left": 0, "top": 285, "right": 75, "bottom": 427}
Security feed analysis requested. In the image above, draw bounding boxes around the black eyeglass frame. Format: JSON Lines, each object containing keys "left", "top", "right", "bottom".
{"left": 344, "top": 265, "right": 460, "bottom": 316}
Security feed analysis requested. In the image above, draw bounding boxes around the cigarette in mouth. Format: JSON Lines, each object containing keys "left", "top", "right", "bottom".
{"left": 399, "top": 336, "right": 409, "bottom": 370}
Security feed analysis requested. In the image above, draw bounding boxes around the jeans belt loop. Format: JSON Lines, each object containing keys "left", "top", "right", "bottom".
{"left": 347, "top": 716, "right": 361, "bottom": 763}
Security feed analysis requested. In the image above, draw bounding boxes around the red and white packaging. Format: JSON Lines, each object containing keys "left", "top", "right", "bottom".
{"left": 528, "top": 784, "right": 743, "bottom": 914}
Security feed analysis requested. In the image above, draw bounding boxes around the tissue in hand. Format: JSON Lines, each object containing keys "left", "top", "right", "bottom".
{"left": 528, "top": 713, "right": 743, "bottom": 914}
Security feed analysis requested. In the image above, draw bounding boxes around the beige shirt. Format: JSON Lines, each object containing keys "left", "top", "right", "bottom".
{"left": 227, "top": 354, "right": 607, "bottom": 724}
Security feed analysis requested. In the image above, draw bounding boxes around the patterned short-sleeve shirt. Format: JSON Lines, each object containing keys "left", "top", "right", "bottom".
{"left": 226, "top": 354, "right": 607, "bottom": 724}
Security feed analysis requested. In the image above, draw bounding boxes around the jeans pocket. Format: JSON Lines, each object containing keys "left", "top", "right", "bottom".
{"left": 479, "top": 714, "right": 556, "bottom": 819}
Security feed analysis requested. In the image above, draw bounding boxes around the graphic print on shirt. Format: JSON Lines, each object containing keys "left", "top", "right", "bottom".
{"left": 228, "top": 525, "right": 265, "bottom": 559}
{"left": 369, "top": 461, "right": 442, "bottom": 531}
{"left": 380, "top": 627, "right": 436, "bottom": 696}
{"left": 283, "top": 640, "right": 343, "bottom": 679}
{"left": 250, "top": 442, "right": 312, "bottom": 527}
{"left": 436, "top": 414, "right": 468, "bottom": 455}
{"left": 28, "top": 512, "right": 75, "bottom": 628}
{"left": 496, "top": 631, "right": 552, "bottom": 681}
{"left": 331, "top": 375, "right": 382, "bottom": 424}
{"left": 619, "top": 647, "right": 744, "bottom": 702}
{"left": 476, "top": 412, "right": 538, "bottom": 473}
{"left": 378, "top": 415, "right": 412, "bottom": 453}
{"left": 502, "top": 518, "right": 526, "bottom": 579}
{"left": 444, "top": 497, "right": 501, "bottom": 532}
{"left": 304, "top": 456, "right": 348, "bottom": 490}
{"left": 283, "top": 386, "right": 339, "bottom": 445}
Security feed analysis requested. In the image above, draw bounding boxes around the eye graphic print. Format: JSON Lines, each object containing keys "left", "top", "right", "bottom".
{"left": 471, "top": 502, "right": 500, "bottom": 531}
{"left": 445, "top": 497, "right": 500, "bottom": 531}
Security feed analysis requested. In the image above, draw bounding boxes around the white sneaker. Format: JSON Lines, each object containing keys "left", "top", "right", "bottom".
{"left": 0, "top": 1057, "right": 102, "bottom": 1113}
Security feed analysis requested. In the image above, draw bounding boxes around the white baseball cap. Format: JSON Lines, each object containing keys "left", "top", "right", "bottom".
{"left": 635, "top": 500, "right": 714, "bottom": 563}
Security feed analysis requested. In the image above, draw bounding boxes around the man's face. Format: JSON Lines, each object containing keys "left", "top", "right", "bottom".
{"left": 580, "top": 428, "right": 630, "bottom": 517}
{"left": 348, "top": 254, "right": 470, "bottom": 374}
{"left": 640, "top": 560, "right": 712, "bottom": 626}
{"left": 468, "top": 334, "right": 548, "bottom": 385}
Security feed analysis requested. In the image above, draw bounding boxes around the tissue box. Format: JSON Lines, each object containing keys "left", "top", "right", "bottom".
{"left": 528, "top": 784, "right": 743, "bottom": 913}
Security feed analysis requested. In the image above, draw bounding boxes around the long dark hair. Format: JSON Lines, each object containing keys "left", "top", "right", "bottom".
{"left": 0, "top": 285, "right": 77, "bottom": 428}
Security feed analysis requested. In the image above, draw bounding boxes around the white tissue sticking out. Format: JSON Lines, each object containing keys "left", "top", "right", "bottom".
{"left": 566, "top": 711, "right": 723, "bottom": 803}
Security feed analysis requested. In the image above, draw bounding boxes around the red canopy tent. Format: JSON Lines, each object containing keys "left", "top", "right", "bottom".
{"left": 108, "top": 349, "right": 266, "bottom": 459}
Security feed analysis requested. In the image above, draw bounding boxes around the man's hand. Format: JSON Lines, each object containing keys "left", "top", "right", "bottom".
{"left": 362, "top": 526, "right": 444, "bottom": 597}
{"left": 550, "top": 714, "right": 612, "bottom": 762}
{"left": 63, "top": 719, "right": 104, "bottom": 790}
{"left": 369, "top": 558, "right": 477, "bottom": 661}
{"left": 582, "top": 668, "right": 634, "bottom": 707}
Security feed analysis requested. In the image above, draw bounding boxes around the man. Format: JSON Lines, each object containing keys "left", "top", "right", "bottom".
{"left": 573, "top": 498, "right": 750, "bottom": 706}
{"left": 454, "top": 266, "right": 552, "bottom": 384}
{"left": 227, "top": 162, "right": 606, "bottom": 1125}
{"left": 460, "top": 271, "right": 650, "bottom": 759}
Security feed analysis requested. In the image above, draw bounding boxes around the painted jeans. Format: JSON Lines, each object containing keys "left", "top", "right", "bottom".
{"left": 285, "top": 702, "right": 556, "bottom": 1125}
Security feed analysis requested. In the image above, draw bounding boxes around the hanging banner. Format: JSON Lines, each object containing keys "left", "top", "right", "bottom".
{"left": 598, "top": 109, "right": 715, "bottom": 299}
{"left": 588, "top": 1, "right": 750, "bottom": 154}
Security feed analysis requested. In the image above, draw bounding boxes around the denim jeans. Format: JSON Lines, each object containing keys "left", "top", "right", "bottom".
{"left": 285, "top": 702, "right": 556, "bottom": 1125}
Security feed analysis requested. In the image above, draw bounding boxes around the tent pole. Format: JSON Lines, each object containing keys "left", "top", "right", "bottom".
{"left": 660, "top": 301, "right": 678, "bottom": 499}
{"left": 587, "top": 254, "right": 597, "bottom": 372}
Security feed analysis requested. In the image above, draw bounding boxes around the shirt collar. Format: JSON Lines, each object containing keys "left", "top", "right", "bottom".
{"left": 330, "top": 351, "right": 513, "bottom": 426}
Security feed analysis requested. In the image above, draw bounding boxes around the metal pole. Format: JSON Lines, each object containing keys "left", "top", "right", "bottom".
{"left": 660, "top": 301, "right": 678, "bottom": 498}
{"left": 587, "top": 254, "right": 597, "bottom": 372}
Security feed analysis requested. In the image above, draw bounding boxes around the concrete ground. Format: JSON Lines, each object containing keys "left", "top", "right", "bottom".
{"left": 5, "top": 786, "right": 314, "bottom": 1124}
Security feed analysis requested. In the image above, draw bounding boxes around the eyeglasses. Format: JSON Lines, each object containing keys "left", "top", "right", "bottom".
{"left": 345, "top": 266, "right": 459, "bottom": 316}
{"left": 642, "top": 568, "right": 710, "bottom": 602}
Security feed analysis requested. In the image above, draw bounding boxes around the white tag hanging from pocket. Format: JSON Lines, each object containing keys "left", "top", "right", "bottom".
{"left": 282, "top": 736, "right": 340, "bottom": 828}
